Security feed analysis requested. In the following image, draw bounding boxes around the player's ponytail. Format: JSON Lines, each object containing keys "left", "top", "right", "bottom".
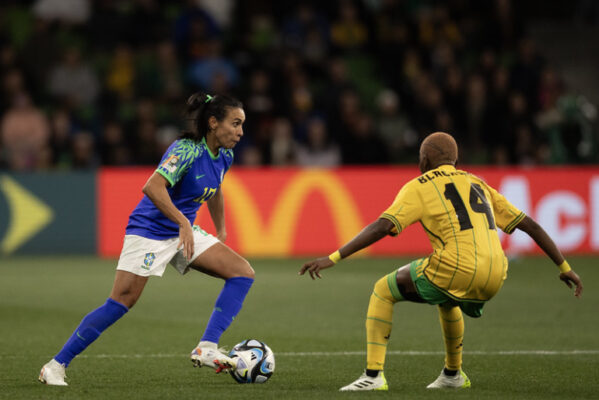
{"left": 181, "top": 92, "right": 243, "bottom": 142}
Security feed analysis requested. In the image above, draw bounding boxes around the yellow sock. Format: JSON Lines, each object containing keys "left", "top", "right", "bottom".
{"left": 438, "top": 304, "right": 464, "bottom": 371}
{"left": 366, "top": 273, "right": 402, "bottom": 370}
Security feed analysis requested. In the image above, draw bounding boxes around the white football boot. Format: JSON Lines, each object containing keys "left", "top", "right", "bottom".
{"left": 39, "top": 359, "right": 68, "bottom": 386}
{"left": 427, "top": 369, "right": 471, "bottom": 389}
{"left": 339, "top": 371, "right": 388, "bottom": 391}
{"left": 190, "top": 342, "right": 236, "bottom": 373}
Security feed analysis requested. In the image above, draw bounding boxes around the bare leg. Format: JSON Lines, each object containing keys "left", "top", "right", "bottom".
{"left": 190, "top": 242, "right": 254, "bottom": 279}
{"left": 109, "top": 270, "right": 149, "bottom": 308}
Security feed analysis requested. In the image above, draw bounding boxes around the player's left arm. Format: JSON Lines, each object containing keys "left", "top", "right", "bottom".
{"left": 299, "top": 218, "right": 395, "bottom": 280}
{"left": 516, "top": 216, "right": 583, "bottom": 298}
{"left": 207, "top": 188, "right": 227, "bottom": 242}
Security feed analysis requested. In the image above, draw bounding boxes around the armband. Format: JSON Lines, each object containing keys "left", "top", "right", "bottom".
{"left": 328, "top": 250, "right": 342, "bottom": 264}
{"left": 558, "top": 260, "right": 571, "bottom": 273}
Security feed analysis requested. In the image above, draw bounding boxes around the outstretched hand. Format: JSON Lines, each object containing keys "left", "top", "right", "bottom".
{"left": 299, "top": 257, "right": 335, "bottom": 280}
{"left": 560, "top": 270, "right": 583, "bottom": 298}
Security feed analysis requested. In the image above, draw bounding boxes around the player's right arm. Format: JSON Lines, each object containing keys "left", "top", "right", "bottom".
{"left": 299, "top": 181, "right": 421, "bottom": 280}
{"left": 142, "top": 172, "right": 194, "bottom": 260}
{"left": 299, "top": 218, "right": 395, "bottom": 280}
{"left": 515, "top": 216, "right": 583, "bottom": 298}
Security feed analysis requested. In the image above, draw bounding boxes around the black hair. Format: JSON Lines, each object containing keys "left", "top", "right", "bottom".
{"left": 181, "top": 92, "right": 243, "bottom": 142}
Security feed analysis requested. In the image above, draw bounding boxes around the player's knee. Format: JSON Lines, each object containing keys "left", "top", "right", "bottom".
{"left": 110, "top": 293, "right": 139, "bottom": 309}
{"left": 236, "top": 259, "right": 255, "bottom": 279}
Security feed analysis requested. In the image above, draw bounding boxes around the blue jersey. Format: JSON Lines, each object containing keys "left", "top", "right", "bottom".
{"left": 126, "top": 138, "right": 234, "bottom": 240}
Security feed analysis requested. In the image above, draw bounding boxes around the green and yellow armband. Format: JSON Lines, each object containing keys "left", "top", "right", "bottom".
{"left": 558, "top": 260, "right": 571, "bottom": 273}
{"left": 328, "top": 250, "right": 342, "bottom": 264}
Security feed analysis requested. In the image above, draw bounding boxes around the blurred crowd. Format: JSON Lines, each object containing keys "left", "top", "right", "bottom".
{"left": 0, "top": 0, "right": 597, "bottom": 170}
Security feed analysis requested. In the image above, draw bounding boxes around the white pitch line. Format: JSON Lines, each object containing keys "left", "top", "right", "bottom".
{"left": 2, "top": 350, "right": 598, "bottom": 360}
{"left": 74, "top": 349, "right": 599, "bottom": 358}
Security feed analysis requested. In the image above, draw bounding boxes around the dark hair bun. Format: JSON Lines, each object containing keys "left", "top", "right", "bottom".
{"left": 186, "top": 92, "right": 205, "bottom": 111}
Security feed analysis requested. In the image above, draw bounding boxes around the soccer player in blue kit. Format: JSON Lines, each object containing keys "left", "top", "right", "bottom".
{"left": 39, "top": 93, "right": 254, "bottom": 386}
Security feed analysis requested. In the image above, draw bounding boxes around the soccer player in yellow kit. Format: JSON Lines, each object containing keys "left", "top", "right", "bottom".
{"left": 299, "top": 132, "right": 583, "bottom": 391}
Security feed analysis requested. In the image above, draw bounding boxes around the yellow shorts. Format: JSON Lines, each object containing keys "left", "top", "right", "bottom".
{"left": 409, "top": 257, "right": 485, "bottom": 318}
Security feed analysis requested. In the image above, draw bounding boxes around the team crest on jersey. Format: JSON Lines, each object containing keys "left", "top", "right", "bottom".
{"left": 142, "top": 252, "right": 156, "bottom": 270}
{"left": 161, "top": 155, "right": 180, "bottom": 173}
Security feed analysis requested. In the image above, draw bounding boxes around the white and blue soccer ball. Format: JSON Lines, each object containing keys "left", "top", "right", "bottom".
{"left": 228, "top": 339, "right": 275, "bottom": 384}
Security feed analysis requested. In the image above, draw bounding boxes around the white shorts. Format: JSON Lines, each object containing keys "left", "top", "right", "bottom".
{"left": 116, "top": 226, "right": 220, "bottom": 277}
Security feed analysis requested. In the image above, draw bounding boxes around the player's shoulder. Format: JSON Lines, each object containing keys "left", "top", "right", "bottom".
{"left": 170, "top": 138, "right": 202, "bottom": 157}
{"left": 462, "top": 169, "right": 489, "bottom": 186}
{"left": 397, "top": 175, "right": 425, "bottom": 196}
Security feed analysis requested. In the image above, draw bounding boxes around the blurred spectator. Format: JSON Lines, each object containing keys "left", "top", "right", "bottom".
{"left": 174, "top": 2, "right": 221, "bottom": 62}
{"left": 99, "top": 121, "right": 132, "bottom": 166}
{"left": 131, "top": 99, "right": 162, "bottom": 164}
{"left": 270, "top": 117, "right": 297, "bottom": 166}
{"left": 70, "top": 130, "right": 97, "bottom": 169}
{"left": 239, "top": 145, "right": 263, "bottom": 167}
{"left": 47, "top": 46, "right": 100, "bottom": 107}
{"left": 375, "top": 89, "right": 417, "bottom": 163}
{"left": 463, "top": 74, "right": 494, "bottom": 159}
{"left": 536, "top": 94, "right": 597, "bottom": 163}
{"left": 330, "top": 0, "right": 369, "bottom": 51}
{"left": 0, "top": 92, "right": 50, "bottom": 170}
{"left": 155, "top": 41, "right": 184, "bottom": 100}
{"left": 49, "top": 108, "right": 75, "bottom": 167}
{"left": 242, "top": 68, "right": 275, "bottom": 148}
{"left": 246, "top": 14, "right": 279, "bottom": 55}
{"left": 510, "top": 37, "right": 544, "bottom": 112}
{"left": 105, "top": 44, "right": 136, "bottom": 101}
{"left": 296, "top": 117, "right": 341, "bottom": 167}
{"left": 32, "top": 0, "right": 90, "bottom": 25}
{"left": 187, "top": 39, "right": 239, "bottom": 91}
{"left": 282, "top": 3, "right": 330, "bottom": 67}
{"left": 343, "top": 113, "right": 389, "bottom": 164}
{"left": 18, "top": 19, "right": 60, "bottom": 99}
{"left": 1, "top": 67, "right": 27, "bottom": 114}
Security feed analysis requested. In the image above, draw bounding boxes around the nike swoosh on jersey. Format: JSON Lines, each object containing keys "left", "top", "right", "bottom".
{"left": 195, "top": 174, "right": 205, "bottom": 180}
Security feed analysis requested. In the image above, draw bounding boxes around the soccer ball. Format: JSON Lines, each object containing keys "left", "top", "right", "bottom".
{"left": 228, "top": 339, "right": 275, "bottom": 384}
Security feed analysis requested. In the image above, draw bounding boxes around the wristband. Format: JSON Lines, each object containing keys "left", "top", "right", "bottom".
{"left": 558, "top": 260, "right": 571, "bottom": 273}
{"left": 328, "top": 250, "right": 342, "bottom": 264}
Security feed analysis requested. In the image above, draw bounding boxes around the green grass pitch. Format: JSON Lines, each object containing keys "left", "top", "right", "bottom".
{"left": 0, "top": 255, "right": 597, "bottom": 399}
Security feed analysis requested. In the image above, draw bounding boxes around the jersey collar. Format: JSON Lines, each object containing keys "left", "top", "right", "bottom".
{"left": 201, "top": 137, "right": 220, "bottom": 160}
{"left": 435, "top": 164, "right": 457, "bottom": 172}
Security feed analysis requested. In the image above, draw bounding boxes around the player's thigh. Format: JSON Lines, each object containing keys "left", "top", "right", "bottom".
{"left": 190, "top": 242, "right": 254, "bottom": 280}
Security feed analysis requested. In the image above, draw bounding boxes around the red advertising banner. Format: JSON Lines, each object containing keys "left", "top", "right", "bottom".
{"left": 98, "top": 167, "right": 599, "bottom": 257}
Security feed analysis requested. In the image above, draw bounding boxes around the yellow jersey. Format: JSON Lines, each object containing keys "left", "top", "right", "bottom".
{"left": 380, "top": 165, "right": 525, "bottom": 302}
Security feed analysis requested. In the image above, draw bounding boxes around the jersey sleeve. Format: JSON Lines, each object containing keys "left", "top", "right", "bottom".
{"left": 380, "top": 180, "right": 423, "bottom": 236}
{"left": 482, "top": 181, "right": 526, "bottom": 234}
{"left": 156, "top": 140, "right": 199, "bottom": 186}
